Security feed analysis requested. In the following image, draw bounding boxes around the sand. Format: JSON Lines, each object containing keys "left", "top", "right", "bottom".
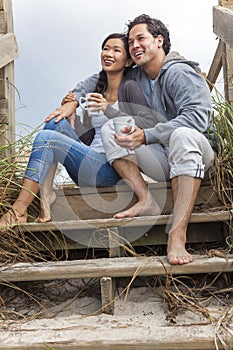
{"left": 0, "top": 279, "right": 232, "bottom": 349}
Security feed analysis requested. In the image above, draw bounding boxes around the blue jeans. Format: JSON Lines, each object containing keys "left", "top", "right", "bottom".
{"left": 24, "top": 119, "right": 121, "bottom": 187}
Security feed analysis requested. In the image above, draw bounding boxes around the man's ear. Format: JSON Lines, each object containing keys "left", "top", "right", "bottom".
{"left": 125, "top": 58, "right": 133, "bottom": 67}
{"left": 157, "top": 35, "right": 164, "bottom": 48}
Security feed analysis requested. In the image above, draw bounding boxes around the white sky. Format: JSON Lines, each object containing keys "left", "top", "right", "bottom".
{"left": 12, "top": 0, "right": 219, "bottom": 134}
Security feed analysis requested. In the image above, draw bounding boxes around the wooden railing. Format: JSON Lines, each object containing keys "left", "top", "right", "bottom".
{"left": 0, "top": 0, "right": 18, "bottom": 156}
{"left": 207, "top": 0, "right": 233, "bottom": 107}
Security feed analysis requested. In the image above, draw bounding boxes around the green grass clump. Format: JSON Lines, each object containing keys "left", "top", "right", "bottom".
{"left": 210, "top": 91, "right": 233, "bottom": 209}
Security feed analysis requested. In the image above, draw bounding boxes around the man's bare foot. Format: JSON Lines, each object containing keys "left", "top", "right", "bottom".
{"left": 167, "top": 231, "right": 193, "bottom": 265}
{"left": 0, "top": 209, "right": 27, "bottom": 227}
{"left": 114, "top": 193, "right": 161, "bottom": 218}
{"left": 36, "top": 190, "right": 56, "bottom": 223}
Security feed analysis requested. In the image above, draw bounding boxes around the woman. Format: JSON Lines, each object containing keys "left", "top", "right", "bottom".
{"left": 0, "top": 33, "right": 158, "bottom": 227}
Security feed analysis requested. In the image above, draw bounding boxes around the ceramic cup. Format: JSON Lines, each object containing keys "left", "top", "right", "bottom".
{"left": 78, "top": 93, "right": 99, "bottom": 117}
{"left": 113, "top": 116, "right": 135, "bottom": 136}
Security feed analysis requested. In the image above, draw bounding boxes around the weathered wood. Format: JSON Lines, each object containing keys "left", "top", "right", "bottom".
{"left": 216, "top": 2, "right": 233, "bottom": 106}
{"left": 0, "top": 326, "right": 231, "bottom": 350}
{"left": 53, "top": 182, "right": 222, "bottom": 220}
{"left": 0, "top": 11, "right": 6, "bottom": 33}
{"left": 0, "top": 33, "right": 18, "bottom": 68}
{"left": 0, "top": 330, "right": 232, "bottom": 350}
{"left": 100, "top": 276, "right": 115, "bottom": 315}
{"left": 19, "top": 210, "right": 231, "bottom": 233}
{"left": 0, "top": 254, "right": 232, "bottom": 282}
{"left": 213, "top": 6, "right": 233, "bottom": 49}
{"left": 0, "top": 0, "right": 16, "bottom": 151}
{"left": 0, "top": 0, "right": 13, "bottom": 32}
{"left": 132, "top": 221, "right": 226, "bottom": 246}
{"left": 206, "top": 40, "right": 223, "bottom": 91}
{"left": 0, "top": 98, "right": 7, "bottom": 123}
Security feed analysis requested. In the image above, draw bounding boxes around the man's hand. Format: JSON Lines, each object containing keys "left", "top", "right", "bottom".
{"left": 114, "top": 125, "right": 146, "bottom": 150}
{"left": 61, "top": 91, "right": 76, "bottom": 105}
{"left": 44, "top": 101, "right": 77, "bottom": 123}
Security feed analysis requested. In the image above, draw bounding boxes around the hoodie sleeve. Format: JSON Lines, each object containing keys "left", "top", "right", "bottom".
{"left": 72, "top": 73, "right": 99, "bottom": 101}
{"left": 144, "top": 63, "right": 212, "bottom": 146}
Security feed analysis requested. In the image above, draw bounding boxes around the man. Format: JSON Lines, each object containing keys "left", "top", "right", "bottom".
{"left": 46, "top": 15, "right": 214, "bottom": 266}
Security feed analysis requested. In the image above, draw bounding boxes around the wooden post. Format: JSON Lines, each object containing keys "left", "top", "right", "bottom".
{"left": 218, "top": 0, "right": 233, "bottom": 107}
{"left": 0, "top": 0, "right": 18, "bottom": 157}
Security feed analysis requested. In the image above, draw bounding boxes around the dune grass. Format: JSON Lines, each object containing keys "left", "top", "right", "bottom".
{"left": 210, "top": 91, "right": 233, "bottom": 209}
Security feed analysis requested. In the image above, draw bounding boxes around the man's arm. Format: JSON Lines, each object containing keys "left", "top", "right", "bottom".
{"left": 45, "top": 101, "right": 78, "bottom": 123}
{"left": 45, "top": 73, "right": 99, "bottom": 123}
{"left": 144, "top": 64, "right": 212, "bottom": 146}
{"left": 72, "top": 73, "right": 99, "bottom": 100}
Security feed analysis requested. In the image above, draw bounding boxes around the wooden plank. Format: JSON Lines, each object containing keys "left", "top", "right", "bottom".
{"left": 213, "top": 6, "right": 233, "bottom": 48}
{"left": 0, "top": 11, "right": 7, "bottom": 33}
{"left": 0, "top": 33, "right": 18, "bottom": 68}
{"left": 0, "top": 324, "right": 231, "bottom": 350}
{"left": 132, "top": 221, "right": 226, "bottom": 246}
{"left": 18, "top": 210, "right": 232, "bottom": 233}
{"left": 0, "top": 254, "right": 232, "bottom": 282}
{"left": 53, "top": 183, "right": 222, "bottom": 220}
{"left": 0, "top": 1, "right": 16, "bottom": 150}
{"left": 0, "top": 1, "right": 13, "bottom": 32}
{"left": 0, "top": 97, "right": 7, "bottom": 123}
{"left": 206, "top": 40, "right": 223, "bottom": 91}
{"left": 100, "top": 276, "right": 115, "bottom": 315}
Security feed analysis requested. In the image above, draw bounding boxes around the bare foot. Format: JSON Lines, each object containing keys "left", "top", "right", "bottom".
{"left": 114, "top": 192, "right": 161, "bottom": 218}
{"left": 0, "top": 209, "right": 27, "bottom": 228}
{"left": 167, "top": 231, "right": 193, "bottom": 265}
{"left": 36, "top": 190, "right": 56, "bottom": 223}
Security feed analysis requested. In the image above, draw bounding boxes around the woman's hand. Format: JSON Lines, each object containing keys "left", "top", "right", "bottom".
{"left": 87, "top": 93, "right": 108, "bottom": 112}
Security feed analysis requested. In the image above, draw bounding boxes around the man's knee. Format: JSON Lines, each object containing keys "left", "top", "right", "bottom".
{"left": 169, "top": 127, "right": 201, "bottom": 149}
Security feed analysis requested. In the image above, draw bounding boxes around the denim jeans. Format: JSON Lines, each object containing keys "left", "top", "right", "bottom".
{"left": 24, "top": 118, "right": 121, "bottom": 187}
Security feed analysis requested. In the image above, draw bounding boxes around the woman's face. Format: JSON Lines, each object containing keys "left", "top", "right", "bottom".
{"left": 101, "top": 38, "right": 131, "bottom": 73}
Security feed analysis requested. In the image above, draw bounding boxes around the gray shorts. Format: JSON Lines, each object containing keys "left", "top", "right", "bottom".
{"left": 101, "top": 121, "right": 214, "bottom": 181}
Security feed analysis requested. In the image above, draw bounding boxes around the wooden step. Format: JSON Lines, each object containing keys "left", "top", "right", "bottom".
{"left": 21, "top": 209, "right": 232, "bottom": 232}
{"left": 1, "top": 254, "right": 232, "bottom": 282}
{"left": 16, "top": 209, "right": 231, "bottom": 250}
{"left": 0, "top": 319, "right": 231, "bottom": 350}
{"left": 52, "top": 181, "right": 223, "bottom": 220}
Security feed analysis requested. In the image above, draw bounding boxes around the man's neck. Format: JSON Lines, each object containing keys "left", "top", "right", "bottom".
{"left": 144, "top": 53, "right": 165, "bottom": 80}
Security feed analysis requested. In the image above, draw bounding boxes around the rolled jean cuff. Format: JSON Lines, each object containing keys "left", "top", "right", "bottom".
{"left": 170, "top": 163, "right": 205, "bottom": 179}
{"left": 24, "top": 159, "right": 48, "bottom": 184}
{"left": 106, "top": 147, "right": 135, "bottom": 165}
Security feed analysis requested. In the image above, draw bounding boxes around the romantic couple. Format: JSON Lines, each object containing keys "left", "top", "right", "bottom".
{"left": 0, "top": 14, "right": 215, "bottom": 266}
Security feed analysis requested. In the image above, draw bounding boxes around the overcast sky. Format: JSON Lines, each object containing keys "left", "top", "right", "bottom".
{"left": 12, "top": 0, "right": 219, "bottom": 135}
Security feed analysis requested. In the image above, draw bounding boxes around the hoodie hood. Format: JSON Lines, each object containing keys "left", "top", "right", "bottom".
{"left": 160, "top": 51, "right": 201, "bottom": 76}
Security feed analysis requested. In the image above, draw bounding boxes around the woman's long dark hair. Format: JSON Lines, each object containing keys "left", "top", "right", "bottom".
{"left": 95, "top": 33, "right": 132, "bottom": 94}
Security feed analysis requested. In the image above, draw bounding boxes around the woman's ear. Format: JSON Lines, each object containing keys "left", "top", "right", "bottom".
{"left": 125, "top": 58, "right": 133, "bottom": 67}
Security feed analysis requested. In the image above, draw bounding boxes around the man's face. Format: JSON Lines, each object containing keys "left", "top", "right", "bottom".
{"left": 128, "top": 23, "right": 163, "bottom": 69}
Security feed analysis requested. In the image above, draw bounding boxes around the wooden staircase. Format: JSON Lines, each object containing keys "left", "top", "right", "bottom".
{"left": 9, "top": 182, "right": 232, "bottom": 317}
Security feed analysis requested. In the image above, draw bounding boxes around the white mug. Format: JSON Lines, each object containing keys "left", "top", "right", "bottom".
{"left": 113, "top": 116, "right": 135, "bottom": 136}
{"left": 78, "top": 93, "right": 99, "bottom": 117}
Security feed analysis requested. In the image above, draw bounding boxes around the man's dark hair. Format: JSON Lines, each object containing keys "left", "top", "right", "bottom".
{"left": 127, "top": 14, "right": 171, "bottom": 55}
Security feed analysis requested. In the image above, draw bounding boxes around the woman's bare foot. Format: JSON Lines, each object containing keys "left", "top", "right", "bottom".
{"left": 0, "top": 208, "right": 27, "bottom": 228}
{"left": 36, "top": 190, "right": 56, "bottom": 223}
{"left": 114, "top": 192, "right": 161, "bottom": 218}
{"left": 167, "top": 230, "right": 193, "bottom": 265}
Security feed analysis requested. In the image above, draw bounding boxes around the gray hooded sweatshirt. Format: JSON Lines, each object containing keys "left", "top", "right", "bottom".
{"left": 73, "top": 51, "right": 212, "bottom": 147}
